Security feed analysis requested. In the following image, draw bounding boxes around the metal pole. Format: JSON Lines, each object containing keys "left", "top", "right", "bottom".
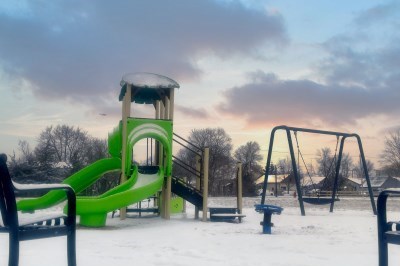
{"left": 275, "top": 171, "right": 278, "bottom": 197}
{"left": 261, "top": 128, "right": 277, "bottom": 205}
{"left": 330, "top": 136, "right": 345, "bottom": 212}
{"left": 356, "top": 135, "right": 377, "bottom": 214}
{"left": 286, "top": 129, "right": 305, "bottom": 216}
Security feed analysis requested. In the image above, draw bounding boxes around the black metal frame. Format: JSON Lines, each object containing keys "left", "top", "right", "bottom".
{"left": 377, "top": 189, "right": 400, "bottom": 266}
{"left": 0, "top": 154, "right": 76, "bottom": 266}
{"left": 260, "top": 125, "right": 376, "bottom": 216}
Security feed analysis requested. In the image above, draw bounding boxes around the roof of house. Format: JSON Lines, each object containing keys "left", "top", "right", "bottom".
{"left": 255, "top": 174, "right": 287, "bottom": 185}
{"left": 361, "top": 176, "right": 389, "bottom": 188}
{"left": 346, "top": 177, "right": 363, "bottom": 185}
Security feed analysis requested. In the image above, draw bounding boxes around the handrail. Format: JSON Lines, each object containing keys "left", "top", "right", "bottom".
{"left": 173, "top": 133, "right": 202, "bottom": 152}
{"left": 172, "top": 156, "right": 201, "bottom": 178}
{"left": 173, "top": 138, "right": 202, "bottom": 157}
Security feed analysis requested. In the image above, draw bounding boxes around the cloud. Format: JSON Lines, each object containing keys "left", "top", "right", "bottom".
{"left": 354, "top": 2, "right": 399, "bottom": 28}
{"left": 218, "top": 72, "right": 392, "bottom": 127}
{"left": 217, "top": 3, "right": 400, "bottom": 128}
{"left": 0, "top": 0, "right": 287, "bottom": 107}
{"left": 176, "top": 105, "right": 210, "bottom": 119}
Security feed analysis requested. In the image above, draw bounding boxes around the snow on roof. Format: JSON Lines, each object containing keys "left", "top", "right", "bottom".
{"left": 256, "top": 174, "right": 287, "bottom": 185}
{"left": 367, "top": 176, "right": 387, "bottom": 187}
{"left": 120, "top": 72, "right": 180, "bottom": 89}
{"left": 346, "top": 177, "right": 363, "bottom": 185}
{"left": 305, "top": 176, "right": 326, "bottom": 184}
{"left": 119, "top": 73, "right": 180, "bottom": 104}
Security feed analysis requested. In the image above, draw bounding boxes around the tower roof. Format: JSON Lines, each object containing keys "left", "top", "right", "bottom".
{"left": 119, "top": 72, "right": 180, "bottom": 104}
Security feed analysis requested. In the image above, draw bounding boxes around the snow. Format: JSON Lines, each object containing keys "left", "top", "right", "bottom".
{"left": 2, "top": 196, "right": 400, "bottom": 265}
{"left": 12, "top": 181, "right": 71, "bottom": 190}
{"left": 120, "top": 72, "right": 180, "bottom": 89}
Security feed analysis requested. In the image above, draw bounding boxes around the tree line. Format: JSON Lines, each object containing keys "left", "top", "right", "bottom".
{"left": 8, "top": 125, "right": 118, "bottom": 195}
{"left": 7, "top": 124, "right": 400, "bottom": 197}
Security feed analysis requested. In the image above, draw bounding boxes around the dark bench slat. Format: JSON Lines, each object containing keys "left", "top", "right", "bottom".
{"left": 385, "top": 231, "right": 400, "bottom": 245}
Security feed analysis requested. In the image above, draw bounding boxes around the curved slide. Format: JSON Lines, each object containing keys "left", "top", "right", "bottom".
{"left": 77, "top": 166, "right": 164, "bottom": 227}
{"left": 18, "top": 157, "right": 122, "bottom": 211}
{"left": 18, "top": 158, "right": 164, "bottom": 227}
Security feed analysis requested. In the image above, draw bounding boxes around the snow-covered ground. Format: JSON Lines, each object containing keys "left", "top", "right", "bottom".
{"left": 2, "top": 196, "right": 400, "bottom": 265}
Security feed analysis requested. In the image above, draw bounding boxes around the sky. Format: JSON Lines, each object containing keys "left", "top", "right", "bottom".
{"left": 1, "top": 0, "right": 400, "bottom": 168}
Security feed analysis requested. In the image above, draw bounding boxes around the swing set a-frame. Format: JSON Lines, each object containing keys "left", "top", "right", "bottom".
{"left": 260, "top": 125, "right": 377, "bottom": 216}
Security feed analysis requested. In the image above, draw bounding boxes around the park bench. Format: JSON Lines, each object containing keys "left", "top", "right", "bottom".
{"left": 0, "top": 154, "right": 77, "bottom": 266}
{"left": 377, "top": 189, "right": 400, "bottom": 266}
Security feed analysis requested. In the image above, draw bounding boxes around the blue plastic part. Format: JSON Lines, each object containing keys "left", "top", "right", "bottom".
{"left": 254, "top": 204, "right": 283, "bottom": 234}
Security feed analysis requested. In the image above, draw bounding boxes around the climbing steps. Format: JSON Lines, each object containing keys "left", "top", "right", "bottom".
{"left": 171, "top": 176, "right": 203, "bottom": 209}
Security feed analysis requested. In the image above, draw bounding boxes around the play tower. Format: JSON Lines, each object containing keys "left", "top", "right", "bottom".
{"left": 18, "top": 72, "right": 241, "bottom": 226}
{"left": 117, "top": 72, "right": 179, "bottom": 219}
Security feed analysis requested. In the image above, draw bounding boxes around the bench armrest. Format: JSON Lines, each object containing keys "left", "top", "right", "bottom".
{"left": 13, "top": 182, "right": 76, "bottom": 221}
{"left": 377, "top": 189, "right": 400, "bottom": 234}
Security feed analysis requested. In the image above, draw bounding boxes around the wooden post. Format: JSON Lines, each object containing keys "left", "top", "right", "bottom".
{"left": 169, "top": 88, "right": 175, "bottom": 120}
{"left": 195, "top": 154, "right": 201, "bottom": 219}
{"left": 202, "top": 147, "right": 209, "bottom": 222}
{"left": 120, "top": 84, "right": 131, "bottom": 220}
{"left": 183, "top": 177, "right": 187, "bottom": 213}
{"left": 236, "top": 162, "right": 243, "bottom": 222}
{"left": 165, "top": 89, "right": 175, "bottom": 218}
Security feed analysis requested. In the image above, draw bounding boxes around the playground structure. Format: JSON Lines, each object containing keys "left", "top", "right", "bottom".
{"left": 17, "top": 72, "right": 244, "bottom": 227}
{"left": 260, "top": 125, "right": 377, "bottom": 216}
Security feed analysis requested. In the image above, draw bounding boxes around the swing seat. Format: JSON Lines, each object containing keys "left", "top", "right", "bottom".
{"left": 302, "top": 197, "right": 339, "bottom": 205}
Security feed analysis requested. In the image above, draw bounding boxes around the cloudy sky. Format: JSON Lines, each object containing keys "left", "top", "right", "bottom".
{"left": 1, "top": 0, "right": 399, "bottom": 167}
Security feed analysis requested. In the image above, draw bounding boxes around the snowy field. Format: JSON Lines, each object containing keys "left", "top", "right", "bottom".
{"left": 2, "top": 196, "right": 400, "bottom": 265}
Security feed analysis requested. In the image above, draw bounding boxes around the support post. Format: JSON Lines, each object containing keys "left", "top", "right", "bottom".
{"left": 202, "top": 147, "right": 209, "bottom": 222}
{"left": 286, "top": 130, "right": 305, "bottom": 216}
{"left": 261, "top": 128, "right": 277, "bottom": 205}
{"left": 120, "top": 84, "right": 131, "bottom": 220}
{"left": 169, "top": 88, "right": 175, "bottom": 120}
{"left": 236, "top": 162, "right": 243, "bottom": 222}
{"left": 330, "top": 136, "right": 345, "bottom": 212}
{"left": 160, "top": 97, "right": 171, "bottom": 219}
{"left": 356, "top": 135, "right": 377, "bottom": 214}
{"left": 195, "top": 154, "right": 201, "bottom": 219}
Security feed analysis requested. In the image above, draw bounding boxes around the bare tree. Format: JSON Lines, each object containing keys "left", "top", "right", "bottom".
{"left": 277, "top": 157, "right": 292, "bottom": 174}
{"left": 381, "top": 129, "right": 400, "bottom": 175}
{"left": 353, "top": 158, "right": 374, "bottom": 179}
{"left": 317, "top": 147, "right": 353, "bottom": 190}
{"left": 35, "top": 125, "right": 89, "bottom": 172}
{"left": 9, "top": 125, "right": 118, "bottom": 194}
{"left": 339, "top": 153, "right": 353, "bottom": 179}
{"left": 173, "top": 128, "right": 234, "bottom": 196}
{"left": 234, "top": 141, "right": 263, "bottom": 196}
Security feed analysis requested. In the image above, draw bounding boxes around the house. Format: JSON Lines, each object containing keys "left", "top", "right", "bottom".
{"left": 256, "top": 174, "right": 295, "bottom": 195}
{"left": 342, "top": 177, "right": 363, "bottom": 191}
{"left": 301, "top": 175, "right": 326, "bottom": 191}
{"left": 361, "top": 175, "right": 400, "bottom": 194}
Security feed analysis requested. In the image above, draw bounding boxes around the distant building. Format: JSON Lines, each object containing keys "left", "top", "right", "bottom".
{"left": 361, "top": 175, "right": 400, "bottom": 194}
{"left": 342, "top": 177, "right": 363, "bottom": 191}
{"left": 256, "top": 174, "right": 296, "bottom": 195}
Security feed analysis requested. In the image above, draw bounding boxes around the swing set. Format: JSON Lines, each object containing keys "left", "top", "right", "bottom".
{"left": 260, "top": 125, "right": 377, "bottom": 216}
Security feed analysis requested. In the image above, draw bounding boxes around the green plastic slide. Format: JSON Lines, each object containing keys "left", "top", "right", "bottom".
{"left": 18, "top": 157, "right": 122, "bottom": 211}
{"left": 76, "top": 166, "right": 164, "bottom": 227}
